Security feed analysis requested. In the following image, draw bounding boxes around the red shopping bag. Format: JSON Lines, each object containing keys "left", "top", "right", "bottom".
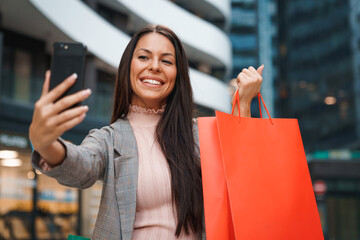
{"left": 199, "top": 91, "right": 323, "bottom": 240}
{"left": 198, "top": 117, "right": 235, "bottom": 240}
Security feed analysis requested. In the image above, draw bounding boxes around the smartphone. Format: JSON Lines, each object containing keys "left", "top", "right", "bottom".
{"left": 49, "top": 42, "right": 87, "bottom": 107}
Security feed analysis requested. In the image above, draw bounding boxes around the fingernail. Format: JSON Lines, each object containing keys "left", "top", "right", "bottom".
{"left": 80, "top": 113, "right": 86, "bottom": 118}
{"left": 83, "top": 89, "right": 91, "bottom": 96}
{"left": 68, "top": 74, "right": 76, "bottom": 83}
{"left": 82, "top": 105, "right": 89, "bottom": 111}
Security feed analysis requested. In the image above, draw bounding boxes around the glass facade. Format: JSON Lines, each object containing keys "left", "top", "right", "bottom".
{"left": 277, "top": 0, "right": 358, "bottom": 152}
{"left": 0, "top": 30, "right": 45, "bottom": 105}
{"left": 312, "top": 176, "right": 360, "bottom": 240}
{"left": 326, "top": 196, "right": 360, "bottom": 239}
{"left": 278, "top": 0, "right": 360, "bottom": 239}
{"left": 0, "top": 148, "right": 34, "bottom": 239}
{"left": 0, "top": 27, "right": 112, "bottom": 239}
{"left": 230, "top": 0, "right": 258, "bottom": 78}
{"left": 0, "top": 131, "right": 80, "bottom": 239}
{"left": 230, "top": 0, "right": 278, "bottom": 116}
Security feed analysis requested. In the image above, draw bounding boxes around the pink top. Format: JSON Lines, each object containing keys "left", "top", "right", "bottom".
{"left": 128, "top": 105, "right": 198, "bottom": 240}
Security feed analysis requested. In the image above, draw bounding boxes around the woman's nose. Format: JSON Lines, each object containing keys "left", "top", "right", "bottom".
{"left": 149, "top": 60, "right": 161, "bottom": 72}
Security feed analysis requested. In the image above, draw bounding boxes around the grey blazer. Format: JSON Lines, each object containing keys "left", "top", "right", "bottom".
{"left": 32, "top": 118, "right": 205, "bottom": 240}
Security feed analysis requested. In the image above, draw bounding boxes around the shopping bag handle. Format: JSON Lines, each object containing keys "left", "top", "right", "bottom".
{"left": 231, "top": 90, "right": 274, "bottom": 125}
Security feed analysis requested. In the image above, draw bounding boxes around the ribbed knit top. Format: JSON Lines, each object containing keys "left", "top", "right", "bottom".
{"left": 128, "top": 105, "right": 198, "bottom": 240}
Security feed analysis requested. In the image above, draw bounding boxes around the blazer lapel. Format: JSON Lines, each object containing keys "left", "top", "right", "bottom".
{"left": 112, "top": 118, "right": 139, "bottom": 240}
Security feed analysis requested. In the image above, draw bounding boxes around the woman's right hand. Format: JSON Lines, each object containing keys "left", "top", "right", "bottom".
{"left": 29, "top": 71, "right": 91, "bottom": 153}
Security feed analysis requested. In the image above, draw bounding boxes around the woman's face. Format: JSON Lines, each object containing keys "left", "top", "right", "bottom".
{"left": 130, "top": 33, "right": 177, "bottom": 109}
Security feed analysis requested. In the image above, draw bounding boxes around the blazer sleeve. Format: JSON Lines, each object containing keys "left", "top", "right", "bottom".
{"left": 31, "top": 125, "right": 114, "bottom": 189}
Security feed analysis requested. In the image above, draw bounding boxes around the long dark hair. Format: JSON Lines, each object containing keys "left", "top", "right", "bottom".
{"left": 111, "top": 25, "right": 203, "bottom": 236}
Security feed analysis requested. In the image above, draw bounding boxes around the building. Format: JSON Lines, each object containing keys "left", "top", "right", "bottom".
{"left": 230, "top": 0, "right": 278, "bottom": 116}
{"left": 257, "top": 0, "right": 278, "bottom": 116}
{"left": 277, "top": 0, "right": 360, "bottom": 238}
{"left": 230, "top": 0, "right": 258, "bottom": 77}
{"left": 277, "top": 0, "right": 360, "bottom": 152}
{"left": 0, "top": 0, "right": 232, "bottom": 238}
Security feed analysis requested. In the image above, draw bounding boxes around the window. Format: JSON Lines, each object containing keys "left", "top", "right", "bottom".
{"left": 1, "top": 30, "right": 46, "bottom": 105}
{"left": 230, "top": 34, "right": 257, "bottom": 51}
{"left": 13, "top": 49, "right": 31, "bottom": 103}
{"left": 92, "top": 70, "right": 114, "bottom": 120}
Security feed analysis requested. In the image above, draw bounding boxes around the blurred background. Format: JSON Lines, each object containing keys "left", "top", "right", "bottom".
{"left": 0, "top": 0, "right": 359, "bottom": 239}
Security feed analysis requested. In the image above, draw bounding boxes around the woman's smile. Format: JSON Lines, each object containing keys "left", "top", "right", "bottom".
{"left": 139, "top": 76, "right": 164, "bottom": 87}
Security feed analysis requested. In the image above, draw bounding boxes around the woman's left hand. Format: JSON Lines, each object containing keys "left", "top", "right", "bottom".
{"left": 234, "top": 65, "right": 264, "bottom": 117}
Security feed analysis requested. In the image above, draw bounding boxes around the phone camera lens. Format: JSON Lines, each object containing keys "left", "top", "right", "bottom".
{"left": 60, "top": 43, "right": 64, "bottom": 48}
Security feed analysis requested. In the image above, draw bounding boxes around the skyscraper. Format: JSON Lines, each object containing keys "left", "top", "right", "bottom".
{"left": 277, "top": 0, "right": 360, "bottom": 152}
{"left": 230, "top": 0, "right": 278, "bottom": 116}
{"left": 278, "top": 1, "right": 360, "bottom": 238}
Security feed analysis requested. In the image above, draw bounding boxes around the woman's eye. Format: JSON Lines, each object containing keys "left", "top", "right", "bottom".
{"left": 162, "top": 60, "right": 173, "bottom": 65}
{"left": 138, "top": 55, "right": 148, "bottom": 60}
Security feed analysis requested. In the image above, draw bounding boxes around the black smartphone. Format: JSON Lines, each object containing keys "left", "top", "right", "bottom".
{"left": 49, "top": 42, "right": 87, "bottom": 107}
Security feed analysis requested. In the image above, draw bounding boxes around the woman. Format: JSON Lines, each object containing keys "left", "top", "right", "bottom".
{"left": 29, "top": 25, "right": 263, "bottom": 239}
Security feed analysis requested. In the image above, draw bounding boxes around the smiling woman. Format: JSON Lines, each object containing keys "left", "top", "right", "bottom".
{"left": 29, "top": 25, "right": 263, "bottom": 240}
{"left": 109, "top": 26, "right": 203, "bottom": 239}
{"left": 130, "top": 33, "right": 177, "bottom": 109}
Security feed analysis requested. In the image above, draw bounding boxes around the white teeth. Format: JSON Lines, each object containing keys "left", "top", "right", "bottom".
{"left": 142, "top": 79, "right": 161, "bottom": 85}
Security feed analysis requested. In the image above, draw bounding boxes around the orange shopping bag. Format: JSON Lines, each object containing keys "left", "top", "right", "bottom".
{"left": 198, "top": 117, "right": 235, "bottom": 240}
{"left": 198, "top": 91, "right": 324, "bottom": 240}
